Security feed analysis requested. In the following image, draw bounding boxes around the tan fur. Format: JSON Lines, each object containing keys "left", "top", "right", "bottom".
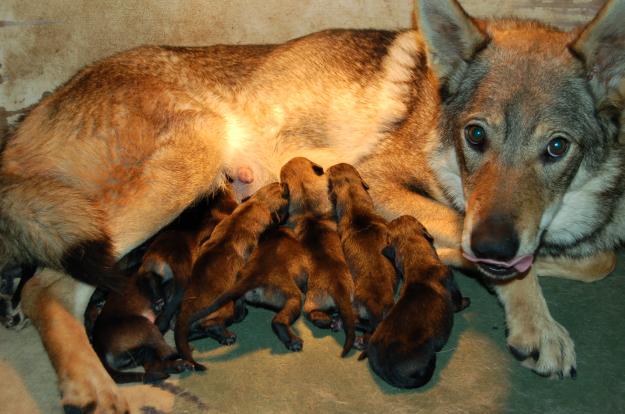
{"left": 3, "top": 1, "right": 625, "bottom": 408}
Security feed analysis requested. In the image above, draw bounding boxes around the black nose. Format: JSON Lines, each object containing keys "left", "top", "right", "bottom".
{"left": 470, "top": 215, "right": 519, "bottom": 262}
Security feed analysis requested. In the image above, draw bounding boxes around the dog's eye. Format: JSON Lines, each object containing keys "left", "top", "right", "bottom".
{"left": 545, "top": 136, "right": 570, "bottom": 160}
{"left": 464, "top": 125, "right": 486, "bottom": 149}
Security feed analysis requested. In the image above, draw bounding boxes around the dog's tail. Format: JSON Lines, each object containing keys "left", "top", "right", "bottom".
{"left": 331, "top": 284, "right": 356, "bottom": 357}
{"left": 0, "top": 175, "right": 123, "bottom": 290}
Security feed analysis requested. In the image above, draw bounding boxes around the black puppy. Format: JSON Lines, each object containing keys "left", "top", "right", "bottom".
{"left": 190, "top": 226, "right": 310, "bottom": 351}
{"left": 328, "top": 163, "right": 398, "bottom": 349}
{"left": 364, "top": 215, "right": 469, "bottom": 388}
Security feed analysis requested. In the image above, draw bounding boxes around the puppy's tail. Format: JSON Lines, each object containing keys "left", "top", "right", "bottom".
{"left": 332, "top": 285, "right": 356, "bottom": 357}
{"left": 0, "top": 175, "right": 123, "bottom": 290}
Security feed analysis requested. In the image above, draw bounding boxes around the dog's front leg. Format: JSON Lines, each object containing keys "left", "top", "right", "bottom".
{"left": 535, "top": 251, "right": 616, "bottom": 283}
{"left": 21, "top": 268, "right": 129, "bottom": 414}
{"left": 495, "top": 269, "right": 576, "bottom": 379}
{"left": 371, "top": 184, "right": 463, "bottom": 249}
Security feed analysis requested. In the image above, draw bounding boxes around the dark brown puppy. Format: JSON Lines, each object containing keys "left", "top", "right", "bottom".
{"left": 327, "top": 163, "right": 398, "bottom": 349}
{"left": 175, "top": 182, "right": 289, "bottom": 370}
{"left": 190, "top": 226, "right": 310, "bottom": 351}
{"left": 364, "top": 215, "right": 469, "bottom": 388}
{"left": 92, "top": 270, "right": 193, "bottom": 384}
{"left": 146, "top": 186, "right": 239, "bottom": 332}
{"left": 280, "top": 157, "right": 356, "bottom": 357}
{"left": 90, "top": 186, "right": 238, "bottom": 383}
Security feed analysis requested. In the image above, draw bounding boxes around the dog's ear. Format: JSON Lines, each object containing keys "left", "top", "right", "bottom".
{"left": 416, "top": 0, "right": 489, "bottom": 94}
{"left": 571, "top": 0, "right": 625, "bottom": 132}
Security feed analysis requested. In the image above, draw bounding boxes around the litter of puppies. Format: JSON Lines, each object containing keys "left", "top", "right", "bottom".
{"left": 86, "top": 157, "right": 469, "bottom": 389}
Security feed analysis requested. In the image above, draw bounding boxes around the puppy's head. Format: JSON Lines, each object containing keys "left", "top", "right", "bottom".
{"left": 280, "top": 157, "right": 330, "bottom": 217}
{"left": 327, "top": 163, "right": 371, "bottom": 213}
{"left": 245, "top": 181, "right": 290, "bottom": 224}
{"left": 383, "top": 215, "right": 435, "bottom": 272}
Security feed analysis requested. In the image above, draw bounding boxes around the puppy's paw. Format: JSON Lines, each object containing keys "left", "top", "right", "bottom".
{"left": 59, "top": 363, "right": 129, "bottom": 414}
{"left": 285, "top": 337, "right": 303, "bottom": 352}
{"left": 330, "top": 317, "right": 343, "bottom": 332}
{"left": 507, "top": 316, "right": 576, "bottom": 379}
{"left": 354, "top": 335, "right": 367, "bottom": 351}
{"left": 219, "top": 331, "right": 237, "bottom": 346}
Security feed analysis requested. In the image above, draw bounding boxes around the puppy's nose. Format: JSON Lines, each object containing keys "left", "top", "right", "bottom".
{"left": 470, "top": 215, "right": 519, "bottom": 262}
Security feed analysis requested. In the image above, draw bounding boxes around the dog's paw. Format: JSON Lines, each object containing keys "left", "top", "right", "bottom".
{"left": 285, "top": 337, "right": 303, "bottom": 352}
{"left": 506, "top": 316, "right": 576, "bottom": 379}
{"left": 59, "top": 367, "right": 129, "bottom": 414}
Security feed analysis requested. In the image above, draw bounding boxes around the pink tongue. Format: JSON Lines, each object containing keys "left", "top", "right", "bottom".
{"left": 463, "top": 252, "right": 534, "bottom": 273}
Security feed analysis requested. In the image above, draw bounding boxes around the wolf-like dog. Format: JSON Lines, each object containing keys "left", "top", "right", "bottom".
{"left": 2, "top": 0, "right": 625, "bottom": 410}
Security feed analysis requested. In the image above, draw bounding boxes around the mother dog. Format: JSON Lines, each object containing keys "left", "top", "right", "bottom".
{"left": 2, "top": 0, "right": 625, "bottom": 411}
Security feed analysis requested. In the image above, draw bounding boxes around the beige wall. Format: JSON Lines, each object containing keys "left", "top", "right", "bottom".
{"left": 0, "top": 0, "right": 604, "bottom": 136}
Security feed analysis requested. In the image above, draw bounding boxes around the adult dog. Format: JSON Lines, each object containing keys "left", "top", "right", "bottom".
{"left": 1, "top": 0, "right": 624, "bottom": 411}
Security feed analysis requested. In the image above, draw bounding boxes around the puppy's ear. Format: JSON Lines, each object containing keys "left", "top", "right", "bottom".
{"left": 571, "top": 0, "right": 625, "bottom": 141}
{"left": 281, "top": 182, "right": 290, "bottom": 199}
{"left": 416, "top": 0, "right": 489, "bottom": 95}
{"left": 312, "top": 164, "right": 324, "bottom": 176}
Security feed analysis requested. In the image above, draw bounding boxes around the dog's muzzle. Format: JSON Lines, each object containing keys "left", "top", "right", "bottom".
{"left": 463, "top": 251, "right": 534, "bottom": 279}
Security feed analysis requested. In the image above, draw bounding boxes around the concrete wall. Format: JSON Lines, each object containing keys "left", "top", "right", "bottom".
{"left": 0, "top": 0, "right": 605, "bottom": 136}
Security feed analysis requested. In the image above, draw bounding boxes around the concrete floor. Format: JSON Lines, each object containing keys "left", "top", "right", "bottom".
{"left": 1, "top": 257, "right": 624, "bottom": 413}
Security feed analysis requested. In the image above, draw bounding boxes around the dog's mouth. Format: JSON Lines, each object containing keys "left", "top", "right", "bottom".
{"left": 463, "top": 252, "right": 534, "bottom": 280}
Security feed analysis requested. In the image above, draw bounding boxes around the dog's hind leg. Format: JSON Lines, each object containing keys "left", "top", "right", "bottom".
{"left": 535, "top": 251, "right": 616, "bottom": 283}
{"left": 495, "top": 269, "right": 576, "bottom": 379}
{"left": 20, "top": 270, "right": 130, "bottom": 413}
{"left": 271, "top": 293, "right": 304, "bottom": 351}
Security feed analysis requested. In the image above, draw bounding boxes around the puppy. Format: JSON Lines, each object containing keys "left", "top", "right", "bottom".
{"left": 92, "top": 270, "right": 193, "bottom": 384}
{"left": 280, "top": 157, "right": 356, "bottom": 357}
{"left": 364, "top": 215, "right": 469, "bottom": 388}
{"left": 327, "top": 163, "right": 398, "bottom": 349}
{"left": 145, "top": 186, "right": 239, "bottom": 332}
{"left": 90, "top": 186, "right": 238, "bottom": 383}
{"left": 175, "top": 182, "right": 289, "bottom": 370}
{"left": 190, "top": 226, "right": 310, "bottom": 351}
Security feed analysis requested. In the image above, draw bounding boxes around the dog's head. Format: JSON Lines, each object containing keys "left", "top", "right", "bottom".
{"left": 280, "top": 157, "right": 330, "bottom": 218}
{"left": 417, "top": 0, "right": 625, "bottom": 279}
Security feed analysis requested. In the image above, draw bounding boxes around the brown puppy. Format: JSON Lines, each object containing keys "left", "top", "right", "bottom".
{"left": 90, "top": 186, "right": 238, "bottom": 383}
{"left": 92, "top": 270, "right": 192, "bottom": 384}
{"left": 280, "top": 157, "right": 356, "bottom": 357}
{"left": 147, "top": 186, "right": 239, "bottom": 332}
{"left": 327, "top": 163, "right": 398, "bottom": 349}
{"left": 175, "top": 182, "right": 289, "bottom": 370}
{"left": 365, "top": 215, "right": 469, "bottom": 388}
{"left": 191, "top": 226, "right": 310, "bottom": 351}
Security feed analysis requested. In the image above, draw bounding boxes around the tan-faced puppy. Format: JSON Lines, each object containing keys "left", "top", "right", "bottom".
{"left": 190, "top": 226, "right": 310, "bottom": 351}
{"left": 280, "top": 157, "right": 356, "bottom": 357}
{"left": 327, "top": 163, "right": 398, "bottom": 349}
{"left": 175, "top": 182, "right": 289, "bottom": 370}
{"left": 364, "top": 215, "right": 469, "bottom": 388}
{"left": 92, "top": 270, "right": 193, "bottom": 384}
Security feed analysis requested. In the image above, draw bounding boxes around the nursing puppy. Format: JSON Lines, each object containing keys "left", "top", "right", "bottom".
{"left": 191, "top": 226, "right": 310, "bottom": 351}
{"left": 365, "top": 215, "right": 469, "bottom": 388}
{"left": 328, "top": 163, "right": 398, "bottom": 349}
{"left": 280, "top": 157, "right": 356, "bottom": 357}
{"left": 175, "top": 182, "right": 289, "bottom": 370}
{"left": 146, "top": 186, "right": 239, "bottom": 332}
{"left": 92, "top": 269, "right": 193, "bottom": 384}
